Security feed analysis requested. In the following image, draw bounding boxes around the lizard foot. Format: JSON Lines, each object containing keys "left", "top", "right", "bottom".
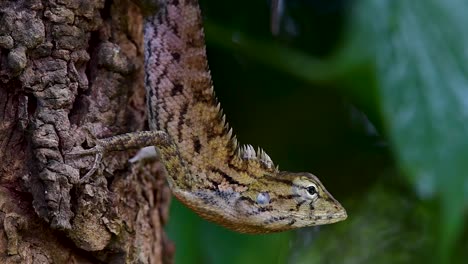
{"left": 65, "top": 127, "right": 106, "bottom": 184}
{"left": 67, "top": 130, "right": 171, "bottom": 183}
{"left": 66, "top": 145, "right": 104, "bottom": 184}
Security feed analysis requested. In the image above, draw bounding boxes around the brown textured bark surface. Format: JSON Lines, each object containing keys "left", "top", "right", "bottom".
{"left": 0, "top": 0, "right": 173, "bottom": 263}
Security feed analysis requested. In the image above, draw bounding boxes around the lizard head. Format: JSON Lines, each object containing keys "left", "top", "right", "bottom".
{"left": 233, "top": 172, "right": 347, "bottom": 233}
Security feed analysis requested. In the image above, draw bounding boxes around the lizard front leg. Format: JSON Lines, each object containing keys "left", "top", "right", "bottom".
{"left": 67, "top": 130, "right": 173, "bottom": 183}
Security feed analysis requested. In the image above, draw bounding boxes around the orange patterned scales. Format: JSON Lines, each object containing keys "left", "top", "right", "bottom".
{"left": 73, "top": 0, "right": 347, "bottom": 233}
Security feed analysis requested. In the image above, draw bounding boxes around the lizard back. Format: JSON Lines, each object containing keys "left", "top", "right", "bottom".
{"left": 145, "top": 0, "right": 238, "bottom": 175}
{"left": 144, "top": 0, "right": 277, "bottom": 185}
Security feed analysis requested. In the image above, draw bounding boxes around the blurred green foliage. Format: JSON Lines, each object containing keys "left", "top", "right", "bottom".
{"left": 165, "top": 0, "right": 468, "bottom": 263}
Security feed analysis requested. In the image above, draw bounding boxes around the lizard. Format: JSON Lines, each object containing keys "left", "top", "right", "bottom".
{"left": 70, "top": 0, "right": 347, "bottom": 234}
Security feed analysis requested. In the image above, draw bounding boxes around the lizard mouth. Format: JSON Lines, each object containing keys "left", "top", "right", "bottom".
{"left": 312, "top": 209, "right": 347, "bottom": 225}
{"left": 329, "top": 210, "right": 348, "bottom": 222}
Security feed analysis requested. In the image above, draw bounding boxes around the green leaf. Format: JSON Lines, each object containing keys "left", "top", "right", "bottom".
{"left": 345, "top": 0, "right": 468, "bottom": 261}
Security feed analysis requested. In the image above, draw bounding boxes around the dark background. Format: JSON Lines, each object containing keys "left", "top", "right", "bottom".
{"left": 166, "top": 0, "right": 468, "bottom": 263}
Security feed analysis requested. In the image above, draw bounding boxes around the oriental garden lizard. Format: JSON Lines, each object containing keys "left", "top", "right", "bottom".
{"left": 69, "top": 0, "right": 347, "bottom": 233}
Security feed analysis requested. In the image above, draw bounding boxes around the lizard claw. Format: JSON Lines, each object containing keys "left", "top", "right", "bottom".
{"left": 79, "top": 151, "right": 103, "bottom": 184}
{"left": 65, "top": 124, "right": 106, "bottom": 184}
{"left": 65, "top": 144, "right": 105, "bottom": 184}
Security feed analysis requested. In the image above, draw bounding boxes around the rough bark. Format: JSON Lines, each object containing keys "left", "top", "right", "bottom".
{"left": 0, "top": 0, "right": 173, "bottom": 263}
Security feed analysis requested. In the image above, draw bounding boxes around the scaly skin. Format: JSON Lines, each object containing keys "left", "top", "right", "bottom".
{"left": 72, "top": 0, "right": 347, "bottom": 233}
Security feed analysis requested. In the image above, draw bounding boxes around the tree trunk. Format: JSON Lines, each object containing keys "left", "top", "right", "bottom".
{"left": 0, "top": 0, "right": 173, "bottom": 263}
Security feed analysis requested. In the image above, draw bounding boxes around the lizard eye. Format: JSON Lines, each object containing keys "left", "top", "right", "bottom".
{"left": 306, "top": 185, "right": 317, "bottom": 195}
{"left": 256, "top": 192, "right": 270, "bottom": 205}
{"left": 305, "top": 184, "right": 318, "bottom": 200}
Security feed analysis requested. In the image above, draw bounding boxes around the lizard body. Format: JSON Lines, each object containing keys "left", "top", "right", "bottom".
{"left": 73, "top": 0, "right": 346, "bottom": 233}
